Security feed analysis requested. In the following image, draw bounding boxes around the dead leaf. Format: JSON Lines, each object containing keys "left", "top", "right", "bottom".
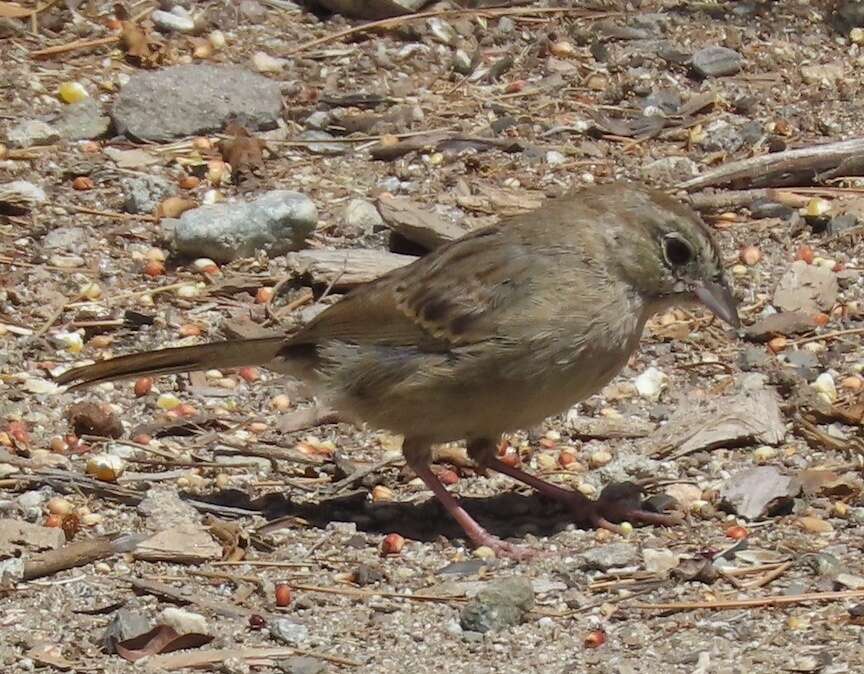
{"left": 719, "top": 466, "right": 796, "bottom": 520}
{"left": 219, "top": 122, "right": 265, "bottom": 183}
{"left": 115, "top": 3, "right": 158, "bottom": 65}
{"left": 103, "top": 147, "right": 160, "bottom": 169}
{"left": 377, "top": 195, "right": 467, "bottom": 251}
{"left": 67, "top": 401, "right": 124, "bottom": 438}
{"left": 117, "top": 625, "right": 213, "bottom": 662}
{"left": 793, "top": 469, "right": 861, "bottom": 498}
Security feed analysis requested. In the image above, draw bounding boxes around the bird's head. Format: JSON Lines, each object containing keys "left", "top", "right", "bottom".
{"left": 591, "top": 184, "right": 739, "bottom": 328}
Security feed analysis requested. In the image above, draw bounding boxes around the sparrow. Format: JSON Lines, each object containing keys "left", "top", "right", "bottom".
{"left": 56, "top": 182, "right": 739, "bottom": 559}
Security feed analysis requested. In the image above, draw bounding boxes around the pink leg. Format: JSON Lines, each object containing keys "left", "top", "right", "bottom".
{"left": 410, "top": 461, "right": 535, "bottom": 560}
{"left": 483, "top": 456, "right": 681, "bottom": 533}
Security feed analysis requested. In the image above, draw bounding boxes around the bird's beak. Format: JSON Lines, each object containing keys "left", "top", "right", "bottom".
{"left": 694, "top": 279, "right": 739, "bottom": 328}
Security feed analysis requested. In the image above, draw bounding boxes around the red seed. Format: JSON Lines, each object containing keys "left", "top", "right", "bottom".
{"left": 437, "top": 468, "right": 459, "bottom": 486}
{"left": 256, "top": 287, "right": 274, "bottom": 304}
{"left": 381, "top": 532, "right": 405, "bottom": 556}
{"left": 505, "top": 80, "right": 526, "bottom": 93}
{"left": 275, "top": 583, "right": 292, "bottom": 607}
{"left": 143, "top": 260, "right": 165, "bottom": 278}
{"left": 796, "top": 245, "right": 814, "bottom": 264}
{"left": 498, "top": 452, "right": 521, "bottom": 468}
{"left": 72, "top": 176, "right": 94, "bottom": 190}
{"left": 176, "top": 403, "right": 198, "bottom": 418}
{"left": 7, "top": 421, "right": 30, "bottom": 446}
{"left": 134, "top": 377, "right": 153, "bottom": 397}
{"left": 45, "top": 514, "right": 63, "bottom": 529}
{"left": 558, "top": 450, "right": 578, "bottom": 468}
{"left": 813, "top": 313, "right": 830, "bottom": 327}
{"left": 179, "top": 175, "right": 201, "bottom": 190}
{"left": 584, "top": 629, "right": 607, "bottom": 649}
{"left": 248, "top": 614, "right": 266, "bottom": 630}
{"left": 238, "top": 367, "right": 259, "bottom": 383}
{"left": 725, "top": 525, "right": 748, "bottom": 540}
{"left": 178, "top": 323, "right": 203, "bottom": 337}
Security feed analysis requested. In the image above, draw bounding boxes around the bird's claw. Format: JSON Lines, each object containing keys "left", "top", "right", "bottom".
{"left": 570, "top": 481, "right": 683, "bottom": 532}
{"left": 475, "top": 536, "right": 542, "bottom": 561}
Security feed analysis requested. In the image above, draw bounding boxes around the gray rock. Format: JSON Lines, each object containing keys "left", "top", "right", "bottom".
{"left": 239, "top": 0, "right": 270, "bottom": 23}
{"left": 304, "top": 111, "right": 331, "bottom": 130}
{"left": 773, "top": 261, "right": 838, "bottom": 313}
{"left": 343, "top": 198, "right": 384, "bottom": 233}
{"left": 643, "top": 548, "right": 679, "bottom": 574}
{"left": 270, "top": 618, "right": 309, "bottom": 646}
{"left": 300, "top": 130, "right": 348, "bottom": 155}
{"left": 6, "top": 119, "right": 60, "bottom": 148}
{"left": 137, "top": 484, "right": 201, "bottom": 531}
{"left": 719, "top": 466, "right": 795, "bottom": 520}
{"left": 460, "top": 576, "right": 534, "bottom": 633}
{"left": 0, "top": 181, "right": 46, "bottom": 214}
{"left": 102, "top": 609, "right": 151, "bottom": 654}
{"left": 171, "top": 190, "right": 316, "bottom": 262}
{"left": 576, "top": 543, "right": 639, "bottom": 571}
{"left": 278, "top": 657, "right": 327, "bottom": 674}
{"left": 829, "top": 212, "right": 858, "bottom": 235}
{"left": 800, "top": 63, "right": 844, "bottom": 85}
{"left": 121, "top": 175, "right": 174, "bottom": 214}
{"left": 641, "top": 156, "right": 699, "bottom": 184}
{"left": 42, "top": 227, "right": 87, "bottom": 253}
{"left": 151, "top": 8, "right": 196, "bottom": 33}
{"left": 750, "top": 198, "right": 794, "bottom": 220}
{"left": 112, "top": 65, "right": 282, "bottom": 142}
{"left": 698, "top": 118, "right": 763, "bottom": 154}
{"left": 691, "top": 46, "right": 743, "bottom": 77}
{"left": 596, "top": 450, "right": 660, "bottom": 484}
{"left": 50, "top": 99, "right": 111, "bottom": 141}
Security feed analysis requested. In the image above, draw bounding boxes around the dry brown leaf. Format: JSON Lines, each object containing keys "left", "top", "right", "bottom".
{"left": 114, "top": 3, "right": 158, "bottom": 65}
{"left": 219, "top": 121, "right": 265, "bottom": 182}
{"left": 117, "top": 625, "right": 213, "bottom": 662}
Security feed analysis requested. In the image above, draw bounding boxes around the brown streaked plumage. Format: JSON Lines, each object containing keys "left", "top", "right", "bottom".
{"left": 55, "top": 182, "right": 738, "bottom": 559}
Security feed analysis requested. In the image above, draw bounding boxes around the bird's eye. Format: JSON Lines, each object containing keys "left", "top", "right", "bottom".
{"left": 662, "top": 235, "right": 693, "bottom": 267}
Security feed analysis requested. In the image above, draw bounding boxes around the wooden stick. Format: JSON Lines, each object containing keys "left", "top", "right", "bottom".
{"left": 23, "top": 535, "right": 141, "bottom": 580}
{"left": 631, "top": 588, "right": 864, "bottom": 611}
{"left": 789, "top": 327, "right": 864, "bottom": 347}
{"left": 678, "top": 137, "right": 864, "bottom": 191}
{"left": 286, "top": 582, "right": 466, "bottom": 604}
{"left": 743, "top": 561, "right": 792, "bottom": 589}
{"left": 70, "top": 205, "right": 157, "bottom": 222}
{"left": 30, "top": 35, "right": 119, "bottom": 59}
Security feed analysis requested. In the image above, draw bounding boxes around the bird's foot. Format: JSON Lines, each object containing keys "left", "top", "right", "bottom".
{"left": 583, "top": 481, "right": 683, "bottom": 533}
{"left": 474, "top": 535, "right": 541, "bottom": 561}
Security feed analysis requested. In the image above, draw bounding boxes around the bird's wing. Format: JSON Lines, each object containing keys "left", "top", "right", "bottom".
{"left": 289, "top": 225, "right": 541, "bottom": 350}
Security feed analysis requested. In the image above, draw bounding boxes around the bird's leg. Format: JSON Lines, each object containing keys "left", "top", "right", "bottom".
{"left": 403, "top": 438, "right": 535, "bottom": 560}
{"left": 468, "top": 439, "right": 681, "bottom": 533}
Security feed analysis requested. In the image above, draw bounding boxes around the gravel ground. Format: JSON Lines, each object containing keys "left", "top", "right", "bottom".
{"left": 2, "top": 1, "right": 864, "bottom": 672}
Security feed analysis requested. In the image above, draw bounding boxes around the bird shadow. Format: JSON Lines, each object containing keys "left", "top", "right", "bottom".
{"left": 188, "top": 488, "right": 591, "bottom": 543}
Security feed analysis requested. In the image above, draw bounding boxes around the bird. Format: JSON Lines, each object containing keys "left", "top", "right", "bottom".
{"left": 56, "top": 182, "right": 739, "bottom": 559}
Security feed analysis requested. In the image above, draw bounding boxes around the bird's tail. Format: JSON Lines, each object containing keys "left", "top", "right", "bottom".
{"left": 54, "top": 336, "right": 288, "bottom": 389}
